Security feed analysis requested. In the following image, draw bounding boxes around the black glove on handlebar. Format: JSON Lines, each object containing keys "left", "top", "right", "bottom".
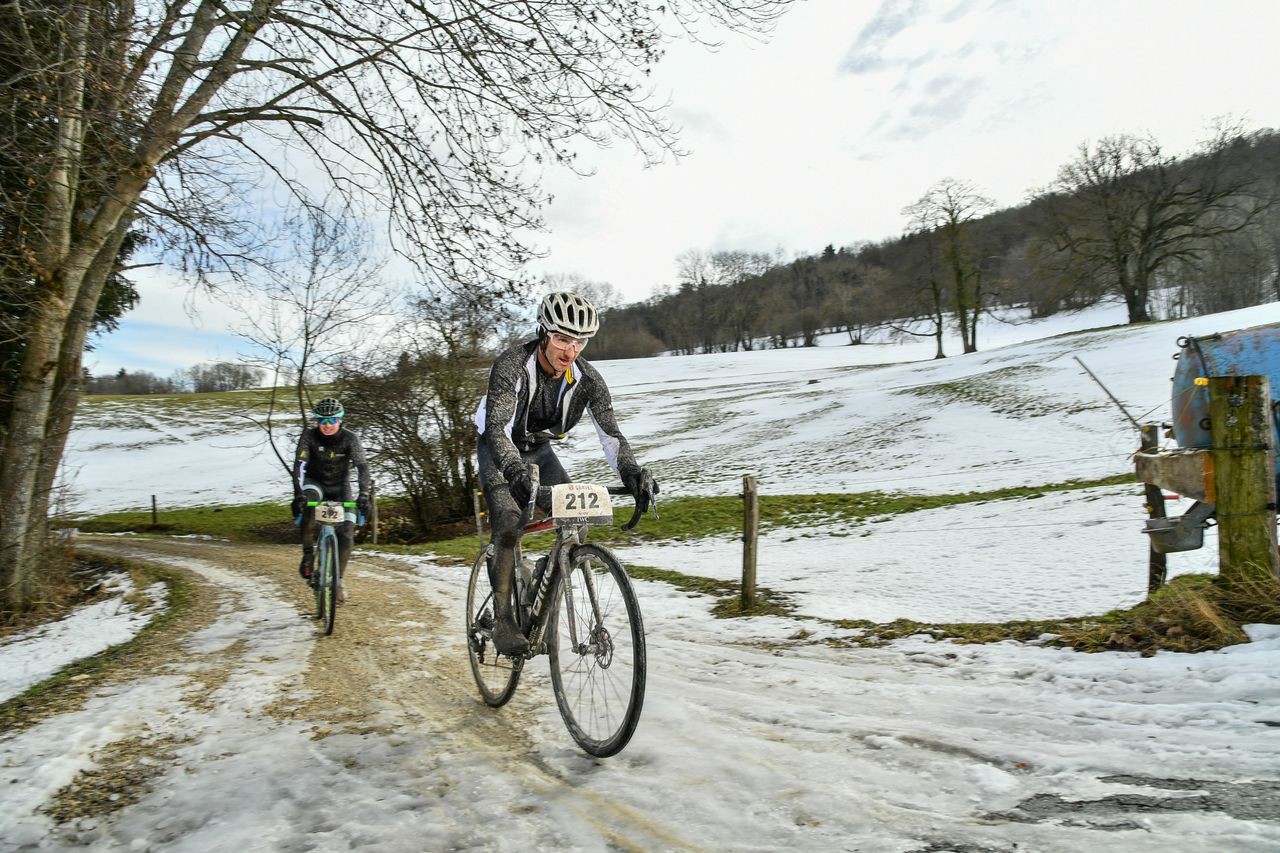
{"left": 623, "top": 467, "right": 659, "bottom": 513}
{"left": 505, "top": 463, "right": 534, "bottom": 508}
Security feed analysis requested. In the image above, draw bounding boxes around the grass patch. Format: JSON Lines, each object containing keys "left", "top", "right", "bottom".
{"left": 76, "top": 501, "right": 291, "bottom": 543}
{"left": 582, "top": 473, "right": 1134, "bottom": 545}
{"left": 827, "top": 569, "right": 1280, "bottom": 654}
{"left": 74, "top": 474, "right": 1135, "bottom": 549}
{"left": 0, "top": 553, "right": 195, "bottom": 732}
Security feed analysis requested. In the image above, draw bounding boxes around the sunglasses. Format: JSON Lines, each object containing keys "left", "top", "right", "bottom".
{"left": 549, "top": 331, "right": 589, "bottom": 349}
{"left": 315, "top": 416, "right": 342, "bottom": 425}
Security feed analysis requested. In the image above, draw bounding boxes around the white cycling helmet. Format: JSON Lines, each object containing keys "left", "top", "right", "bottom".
{"left": 538, "top": 291, "right": 599, "bottom": 338}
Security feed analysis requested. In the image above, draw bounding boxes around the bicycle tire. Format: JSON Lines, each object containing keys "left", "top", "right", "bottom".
{"left": 465, "top": 548, "right": 522, "bottom": 707}
{"left": 320, "top": 529, "right": 338, "bottom": 636}
{"left": 312, "top": 533, "right": 325, "bottom": 620}
{"left": 548, "top": 543, "right": 646, "bottom": 757}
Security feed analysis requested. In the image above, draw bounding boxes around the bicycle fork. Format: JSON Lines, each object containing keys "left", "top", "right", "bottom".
{"left": 546, "top": 548, "right": 609, "bottom": 662}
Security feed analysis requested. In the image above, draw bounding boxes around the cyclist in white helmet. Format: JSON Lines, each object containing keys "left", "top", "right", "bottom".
{"left": 473, "top": 291, "right": 659, "bottom": 655}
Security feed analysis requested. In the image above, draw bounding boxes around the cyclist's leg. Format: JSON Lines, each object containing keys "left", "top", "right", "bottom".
{"left": 298, "top": 483, "right": 323, "bottom": 578}
{"left": 479, "top": 440, "right": 529, "bottom": 655}
{"left": 336, "top": 520, "right": 354, "bottom": 570}
{"left": 336, "top": 519, "right": 354, "bottom": 603}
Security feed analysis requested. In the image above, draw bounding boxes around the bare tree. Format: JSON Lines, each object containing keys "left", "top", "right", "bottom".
{"left": 539, "top": 273, "right": 623, "bottom": 312}
{"left": 341, "top": 293, "right": 491, "bottom": 534}
{"left": 889, "top": 232, "right": 948, "bottom": 360}
{"left": 235, "top": 211, "right": 392, "bottom": 418}
{"left": 1033, "top": 124, "right": 1270, "bottom": 323}
{"left": 902, "top": 178, "right": 994, "bottom": 353}
{"left": 0, "top": 0, "right": 794, "bottom": 609}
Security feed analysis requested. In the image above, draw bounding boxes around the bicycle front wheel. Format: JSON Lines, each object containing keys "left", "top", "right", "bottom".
{"left": 548, "top": 543, "right": 646, "bottom": 757}
{"left": 312, "top": 539, "right": 325, "bottom": 620}
{"left": 319, "top": 530, "right": 338, "bottom": 636}
{"left": 466, "top": 548, "right": 521, "bottom": 707}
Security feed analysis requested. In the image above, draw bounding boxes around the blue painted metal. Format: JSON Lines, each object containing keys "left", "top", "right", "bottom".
{"left": 1170, "top": 321, "right": 1280, "bottom": 476}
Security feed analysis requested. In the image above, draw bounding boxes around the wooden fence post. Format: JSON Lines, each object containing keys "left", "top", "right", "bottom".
{"left": 369, "top": 482, "right": 379, "bottom": 545}
{"left": 151, "top": 495, "right": 157, "bottom": 527}
{"left": 1141, "top": 424, "right": 1168, "bottom": 593}
{"left": 742, "top": 475, "right": 758, "bottom": 610}
{"left": 474, "top": 490, "right": 485, "bottom": 539}
{"left": 1208, "top": 375, "right": 1279, "bottom": 581}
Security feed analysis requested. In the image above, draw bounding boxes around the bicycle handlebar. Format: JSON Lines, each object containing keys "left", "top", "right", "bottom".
{"left": 519, "top": 465, "right": 655, "bottom": 531}
{"left": 303, "top": 500, "right": 365, "bottom": 526}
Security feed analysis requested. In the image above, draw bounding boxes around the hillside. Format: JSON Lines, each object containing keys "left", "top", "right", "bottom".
{"left": 62, "top": 299, "right": 1278, "bottom": 624}
{"left": 4, "top": 299, "right": 1278, "bottom": 851}
{"left": 65, "top": 300, "right": 1244, "bottom": 512}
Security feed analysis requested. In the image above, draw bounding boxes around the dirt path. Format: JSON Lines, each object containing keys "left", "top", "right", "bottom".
{"left": 75, "top": 536, "right": 515, "bottom": 730}
{"left": 10, "top": 535, "right": 697, "bottom": 851}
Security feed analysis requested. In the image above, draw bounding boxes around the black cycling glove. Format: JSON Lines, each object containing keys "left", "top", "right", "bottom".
{"left": 623, "top": 467, "right": 659, "bottom": 513}
{"left": 505, "top": 464, "right": 534, "bottom": 508}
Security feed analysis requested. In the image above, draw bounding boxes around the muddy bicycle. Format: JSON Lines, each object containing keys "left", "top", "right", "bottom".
{"left": 306, "top": 499, "right": 357, "bottom": 636}
{"left": 465, "top": 469, "right": 655, "bottom": 757}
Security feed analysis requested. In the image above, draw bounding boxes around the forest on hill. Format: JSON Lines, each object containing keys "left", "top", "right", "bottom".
{"left": 588, "top": 126, "right": 1280, "bottom": 360}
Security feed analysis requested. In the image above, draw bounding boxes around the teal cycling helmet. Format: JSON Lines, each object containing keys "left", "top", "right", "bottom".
{"left": 311, "top": 397, "right": 344, "bottom": 420}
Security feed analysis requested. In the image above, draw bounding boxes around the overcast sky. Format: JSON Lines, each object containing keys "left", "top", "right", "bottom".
{"left": 89, "top": 0, "right": 1280, "bottom": 376}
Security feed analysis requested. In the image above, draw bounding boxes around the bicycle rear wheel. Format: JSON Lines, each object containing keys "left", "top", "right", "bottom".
{"left": 548, "top": 543, "right": 646, "bottom": 757}
{"left": 466, "top": 548, "right": 521, "bottom": 707}
{"left": 319, "top": 530, "right": 338, "bottom": 636}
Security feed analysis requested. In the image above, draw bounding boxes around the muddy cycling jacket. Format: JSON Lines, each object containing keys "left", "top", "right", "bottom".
{"left": 293, "top": 427, "right": 371, "bottom": 500}
{"left": 473, "top": 340, "right": 640, "bottom": 486}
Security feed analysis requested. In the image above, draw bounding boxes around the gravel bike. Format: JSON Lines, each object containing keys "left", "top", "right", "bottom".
{"left": 307, "top": 499, "right": 357, "bottom": 636}
{"left": 465, "top": 468, "right": 655, "bottom": 757}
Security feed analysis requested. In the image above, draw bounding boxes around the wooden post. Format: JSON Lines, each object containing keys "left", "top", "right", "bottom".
{"left": 741, "top": 475, "right": 758, "bottom": 610}
{"left": 1208, "top": 375, "right": 1279, "bottom": 581}
{"left": 369, "top": 482, "right": 379, "bottom": 545}
{"left": 473, "top": 490, "right": 485, "bottom": 539}
{"left": 151, "top": 495, "right": 157, "bottom": 527}
{"left": 1141, "top": 423, "right": 1168, "bottom": 593}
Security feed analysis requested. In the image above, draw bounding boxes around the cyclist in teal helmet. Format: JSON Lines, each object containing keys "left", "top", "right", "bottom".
{"left": 291, "top": 397, "right": 371, "bottom": 586}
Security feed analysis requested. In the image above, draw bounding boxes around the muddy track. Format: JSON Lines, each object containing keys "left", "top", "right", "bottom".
{"left": 41, "top": 536, "right": 699, "bottom": 851}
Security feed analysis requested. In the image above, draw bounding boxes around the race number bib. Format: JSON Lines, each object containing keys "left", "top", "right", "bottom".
{"left": 316, "top": 501, "right": 345, "bottom": 523}
{"left": 550, "top": 484, "right": 614, "bottom": 525}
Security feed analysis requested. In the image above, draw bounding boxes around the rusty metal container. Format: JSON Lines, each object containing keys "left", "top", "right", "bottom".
{"left": 1170, "top": 321, "right": 1280, "bottom": 477}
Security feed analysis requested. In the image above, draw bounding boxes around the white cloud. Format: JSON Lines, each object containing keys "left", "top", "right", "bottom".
{"left": 92, "top": 0, "right": 1280, "bottom": 370}
{"left": 526, "top": 0, "right": 1280, "bottom": 301}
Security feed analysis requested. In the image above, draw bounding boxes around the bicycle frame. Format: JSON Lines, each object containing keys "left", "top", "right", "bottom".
{"left": 517, "top": 518, "right": 591, "bottom": 657}
{"left": 308, "top": 499, "right": 356, "bottom": 635}
{"left": 466, "top": 469, "right": 653, "bottom": 756}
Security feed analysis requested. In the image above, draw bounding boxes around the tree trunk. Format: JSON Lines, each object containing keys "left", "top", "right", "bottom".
{"left": 1118, "top": 265, "right": 1151, "bottom": 322}
{"left": 28, "top": 223, "right": 133, "bottom": 556}
{"left": 1, "top": 183, "right": 144, "bottom": 611}
{"left": 0, "top": 291, "right": 71, "bottom": 607}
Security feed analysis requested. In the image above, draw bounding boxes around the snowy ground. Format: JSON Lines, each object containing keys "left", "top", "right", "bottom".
{"left": 2, "top": 541, "right": 1278, "bottom": 852}
{"left": 61, "top": 299, "right": 1244, "bottom": 513}
{"left": 4, "top": 299, "right": 1279, "bottom": 850}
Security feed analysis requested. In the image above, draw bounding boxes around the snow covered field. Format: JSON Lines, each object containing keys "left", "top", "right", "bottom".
{"left": 4, "top": 300, "right": 1279, "bottom": 851}
{"left": 62, "top": 298, "right": 1266, "bottom": 622}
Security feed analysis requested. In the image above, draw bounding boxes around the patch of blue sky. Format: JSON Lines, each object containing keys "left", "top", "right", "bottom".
{"left": 86, "top": 320, "right": 252, "bottom": 378}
